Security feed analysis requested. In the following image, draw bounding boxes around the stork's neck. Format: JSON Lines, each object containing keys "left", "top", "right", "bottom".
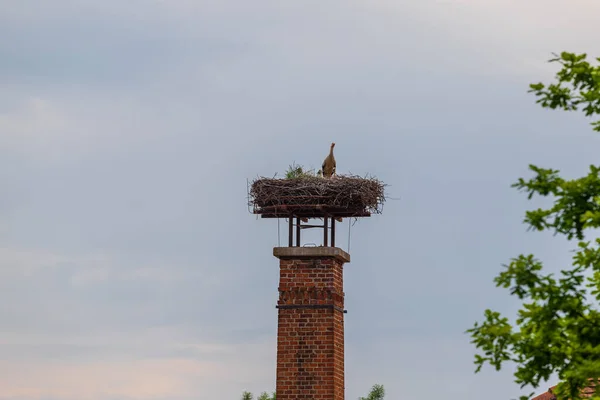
{"left": 329, "top": 146, "right": 334, "bottom": 155}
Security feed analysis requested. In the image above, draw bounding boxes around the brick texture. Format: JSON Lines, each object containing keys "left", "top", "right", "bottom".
{"left": 275, "top": 256, "right": 346, "bottom": 400}
{"left": 532, "top": 387, "right": 557, "bottom": 400}
{"left": 531, "top": 380, "right": 599, "bottom": 400}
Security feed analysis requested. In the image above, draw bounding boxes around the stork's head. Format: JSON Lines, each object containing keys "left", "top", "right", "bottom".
{"left": 331, "top": 142, "right": 335, "bottom": 148}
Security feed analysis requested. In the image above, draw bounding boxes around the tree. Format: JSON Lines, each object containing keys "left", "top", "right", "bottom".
{"left": 240, "top": 384, "right": 384, "bottom": 400}
{"left": 240, "top": 391, "right": 275, "bottom": 400}
{"left": 359, "top": 384, "right": 385, "bottom": 400}
{"left": 257, "top": 392, "right": 276, "bottom": 400}
{"left": 241, "top": 392, "right": 253, "bottom": 400}
{"left": 467, "top": 52, "right": 600, "bottom": 400}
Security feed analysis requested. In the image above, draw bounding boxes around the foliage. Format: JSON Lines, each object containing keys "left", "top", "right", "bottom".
{"left": 359, "top": 384, "right": 385, "bottom": 400}
{"left": 257, "top": 391, "right": 276, "bottom": 400}
{"left": 240, "top": 384, "right": 384, "bottom": 400}
{"left": 529, "top": 52, "right": 600, "bottom": 132}
{"left": 284, "top": 162, "right": 318, "bottom": 179}
{"left": 513, "top": 164, "right": 600, "bottom": 241}
{"left": 467, "top": 52, "right": 600, "bottom": 400}
{"left": 240, "top": 391, "right": 275, "bottom": 400}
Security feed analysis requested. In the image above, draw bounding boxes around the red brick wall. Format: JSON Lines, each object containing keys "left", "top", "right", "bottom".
{"left": 276, "top": 256, "right": 346, "bottom": 400}
{"left": 532, "top": 381, "right": 599, "bottom": 400}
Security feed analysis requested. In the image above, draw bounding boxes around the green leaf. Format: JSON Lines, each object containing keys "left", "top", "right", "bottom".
{"left": 469, "top": 51, "right": 600, "bottom": 400}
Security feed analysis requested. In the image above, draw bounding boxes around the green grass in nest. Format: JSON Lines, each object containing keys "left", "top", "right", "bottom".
{"left": 284, "top": 162, "right": 319, "bottom": 179}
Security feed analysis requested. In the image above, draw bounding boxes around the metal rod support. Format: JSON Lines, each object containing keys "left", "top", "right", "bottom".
{"left": 331, "top": 217, "right": 335, "bottom": 247}
{"left": 323, "top": 214, "right": 328, "bottom": 247}
{"left": 288, "top": 215, "right": 293, "bottom": 247}
{"left": 296, "top": 217, "right": 301, "bottom": 247}
{"left": 299, "top": 224, "right": 325, "bottom": 229}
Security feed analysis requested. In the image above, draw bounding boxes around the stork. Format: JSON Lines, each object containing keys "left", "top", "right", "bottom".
{"left": 320, "top": 142, "right": 343, "bottom": 222}
{"left": 321, "top": 142, "right": 336, "bottom": 178}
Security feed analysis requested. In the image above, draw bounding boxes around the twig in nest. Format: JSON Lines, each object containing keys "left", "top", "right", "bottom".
{"left": 249, "top": 174, "right": 386, "bottom": 215}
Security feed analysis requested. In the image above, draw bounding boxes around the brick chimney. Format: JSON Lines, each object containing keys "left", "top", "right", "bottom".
{"left": 273, "top": 246, "right": 349, "bottom": 400}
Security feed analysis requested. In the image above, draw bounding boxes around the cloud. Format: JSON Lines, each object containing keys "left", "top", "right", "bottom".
{"left": 0, "top": 358, "right": 216, "bottom": 400}
{"left": 0, "top": 97, "right": 73, "bottom": 159}
{"left": 0, "top": 251, "right": 276, "bottom": 399}
{"left": 0, "top": 95, "right": 126, "bottom": 164}
{"left": 2, "top": 0, "right": 600, "bottom": 399}
{"left": 0, "top": 245, "right": 242, "bottom": 343}
{"left": 0, "top": 327, "right": 276, "bottom": 400}
{"left": 5, "top": 0, "right": 596, "bottom": 97}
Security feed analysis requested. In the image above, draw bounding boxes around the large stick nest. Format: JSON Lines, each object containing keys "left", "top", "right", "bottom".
{"left": 249, "top": 174, "right": 386, "bottom": 216}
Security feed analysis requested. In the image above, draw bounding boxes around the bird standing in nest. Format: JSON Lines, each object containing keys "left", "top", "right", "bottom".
{"left": 321, "top": 142, "right": 336, "bottom": 178}
{"left": 320, "top": 142, "right": 343, "bottom": 223}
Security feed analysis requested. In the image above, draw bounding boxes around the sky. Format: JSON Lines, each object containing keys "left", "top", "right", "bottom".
{"left": 1, "top": 0, "right": 600, "bottom": 399}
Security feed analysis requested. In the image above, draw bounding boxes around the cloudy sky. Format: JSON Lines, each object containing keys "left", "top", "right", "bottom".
{"left": 2, "top": 1, "right": 600, "bottom": 399}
